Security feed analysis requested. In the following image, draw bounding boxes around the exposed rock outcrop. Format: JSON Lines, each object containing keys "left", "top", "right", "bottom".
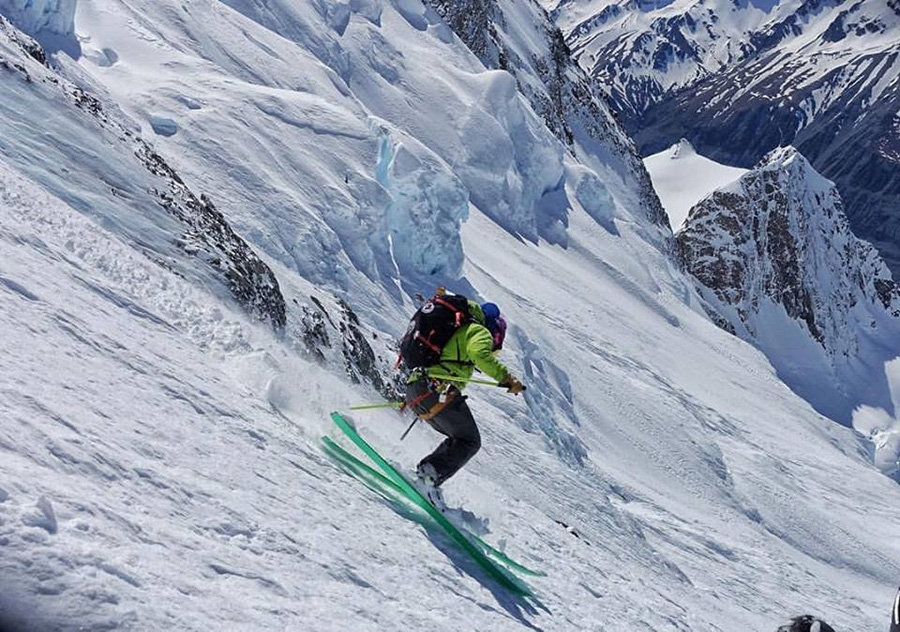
{"left": 678, "top": 147, "right": 900, "bottom": 427}
{"left": 0, "top": 17, "right": 286, "bottom": 328}
{"left": 552, "top": 0, "right": 900, "bottom": 275}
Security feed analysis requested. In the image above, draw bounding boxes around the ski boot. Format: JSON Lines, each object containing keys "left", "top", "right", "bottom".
{"left": 415, "top": 462, "right": 446, "bottom": 511}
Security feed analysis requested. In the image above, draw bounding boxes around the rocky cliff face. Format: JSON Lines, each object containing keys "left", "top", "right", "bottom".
{"left": 677, "top": 146, "right": 900, "bottom": 428}
{"left": 294, "top": 293, "right": 405, "bottom": 401}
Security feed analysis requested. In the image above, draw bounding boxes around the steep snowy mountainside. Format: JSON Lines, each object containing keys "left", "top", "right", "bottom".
{"left": 677, "top": 146, "right": 900, "bottom": 463}
{"left": 428, "top": 0, "right": 670, "bottom": 232}
{"left": 637, "top": 0, "right": 900, "bottom": 273}
{"left": 547, "top": 0, "right": 900, "bottom": 276}
{"left": 547, "top": 0, "right": 758, "bottom": 114}
{"left": 2, "top": 1, "right": 900, "bottom": 631}
{"left": 0, "top": 156, "right": 414, "bottom": 632}
{"left": 5, "top": 138, "right": 900, "bottom": 630}
{"left": 548, "top": 0, "right": 899, "bottom": 134}
{"left": 0, "top": 17, "right": 285, "bottom": 328}
{"left": 644, "top": 138, "right": 747, "bottom": 231}
{"left": 69, "top": 0, "right": 608, "bottom": 305}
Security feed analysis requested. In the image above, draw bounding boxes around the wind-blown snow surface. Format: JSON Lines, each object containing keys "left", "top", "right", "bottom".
{"left": 644, "top": 139, "right": 747, "bottom": 231}
{"left": 1, "top": 1, "right": 900, "bottom": 631}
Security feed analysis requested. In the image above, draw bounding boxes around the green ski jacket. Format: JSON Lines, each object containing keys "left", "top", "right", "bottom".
{"left": 425, "top": 301, "right": 510, "bottom": 390}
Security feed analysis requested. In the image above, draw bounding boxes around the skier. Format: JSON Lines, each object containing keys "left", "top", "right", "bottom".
{"left": 402, "top": 297, "right": 525, "bottom": 506}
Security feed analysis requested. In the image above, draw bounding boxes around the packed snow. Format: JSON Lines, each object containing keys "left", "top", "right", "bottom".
{"left": 1, "top": 1, "right": 899, "bottom": 631}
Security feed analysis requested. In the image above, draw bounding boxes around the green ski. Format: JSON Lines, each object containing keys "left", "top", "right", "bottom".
{"left": 327, "top": 411, "right": 534, "bottom": 597}
{"left": 321, "top": 435, "right": 545, "bottom": 578}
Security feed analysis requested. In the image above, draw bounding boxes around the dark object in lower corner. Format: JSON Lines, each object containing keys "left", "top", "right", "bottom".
{"left": 890, "top": 584, "right": 900, "bottom": 632}
{"left": 776, "top": 614, "right": 836, "bottom": 632}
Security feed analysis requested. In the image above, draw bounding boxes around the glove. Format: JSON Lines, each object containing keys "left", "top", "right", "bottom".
{"left": 500, "top": 375, "right": 525, "bottom": 395}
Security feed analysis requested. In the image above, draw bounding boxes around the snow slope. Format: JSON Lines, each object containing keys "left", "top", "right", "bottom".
{"left": 644, "top": 139, "right": 747, "bottom": 231}
{"left": 1, "top": 1, "right": 900, "bottom": 631}
{"left": 7, "top": 138, "right": 899, "bottom": 631}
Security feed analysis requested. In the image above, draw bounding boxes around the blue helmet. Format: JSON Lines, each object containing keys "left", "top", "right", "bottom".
{"left": 481, "top": 302, "right": 500, "bottom": 321}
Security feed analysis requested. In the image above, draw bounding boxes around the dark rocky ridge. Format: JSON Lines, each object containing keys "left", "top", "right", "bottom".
{"left": 677, "top": 146, "right": 900, "bottom": 423}
{"left": 678, "top": 147, "right": 900, "bottom": 347}
{"left": 0, "top": 16, "right": 286, "bottom": 329}
{"left": 555, "top": 0, "right": 900, "bottom": 276}
{"left": 296, "top": 294, "right": 404, "bottom": 402}
{"left": 637, "top": 48, "right": 900, "bottom": 276}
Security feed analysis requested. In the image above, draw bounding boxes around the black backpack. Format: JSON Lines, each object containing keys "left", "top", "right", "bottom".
{"left": 398, "top": 293, "right": 473, "bottom": 369}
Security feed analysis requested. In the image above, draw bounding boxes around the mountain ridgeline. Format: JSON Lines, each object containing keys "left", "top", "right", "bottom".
{"left": 550, "top": 0, "right": 900, "bottom": 277}
{"left": 0, "top": 15, "right": 286, "bottom": 329}
{"left": 428, "top": 0, "right": 670, "bottom": 233}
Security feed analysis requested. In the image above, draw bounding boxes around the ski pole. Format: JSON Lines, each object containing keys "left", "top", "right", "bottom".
{"left": 349, "top": 401, "right": 404, "bottom": 411}
{"left": 399, "top": 416, "right": 418, "bottom": 441}
{"left": 426, "top": 373, "right": 502, "bottom": 387}
{"left": 428, "top": 373, "right": 527, "bottom": 392}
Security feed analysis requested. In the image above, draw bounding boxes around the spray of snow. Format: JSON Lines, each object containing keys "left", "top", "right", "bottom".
{"left": 853, "top": 358, "right": 900, "bottom": 482}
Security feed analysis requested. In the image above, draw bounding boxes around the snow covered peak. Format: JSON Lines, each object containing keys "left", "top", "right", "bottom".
{"left": 551, "top": 0, "right": 900, "bottom": 275}
{"left": 667, "top": 138, "right": 696, "bottom": 160}
{"left": 677, "top": 145, "right": 900, "bottom": 426}
{"left": 754, "top": 146, "right": 820, "bottom": 181}
{"left": 734, "top": 146, "right": 842, "bottom": 210}
{"left": 643, "top": 139, "right": 746, "bottom": 231}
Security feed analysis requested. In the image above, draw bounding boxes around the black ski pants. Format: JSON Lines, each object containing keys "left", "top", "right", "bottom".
{"left": 406, "top": 378, "right": 481, "bottom": 486}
